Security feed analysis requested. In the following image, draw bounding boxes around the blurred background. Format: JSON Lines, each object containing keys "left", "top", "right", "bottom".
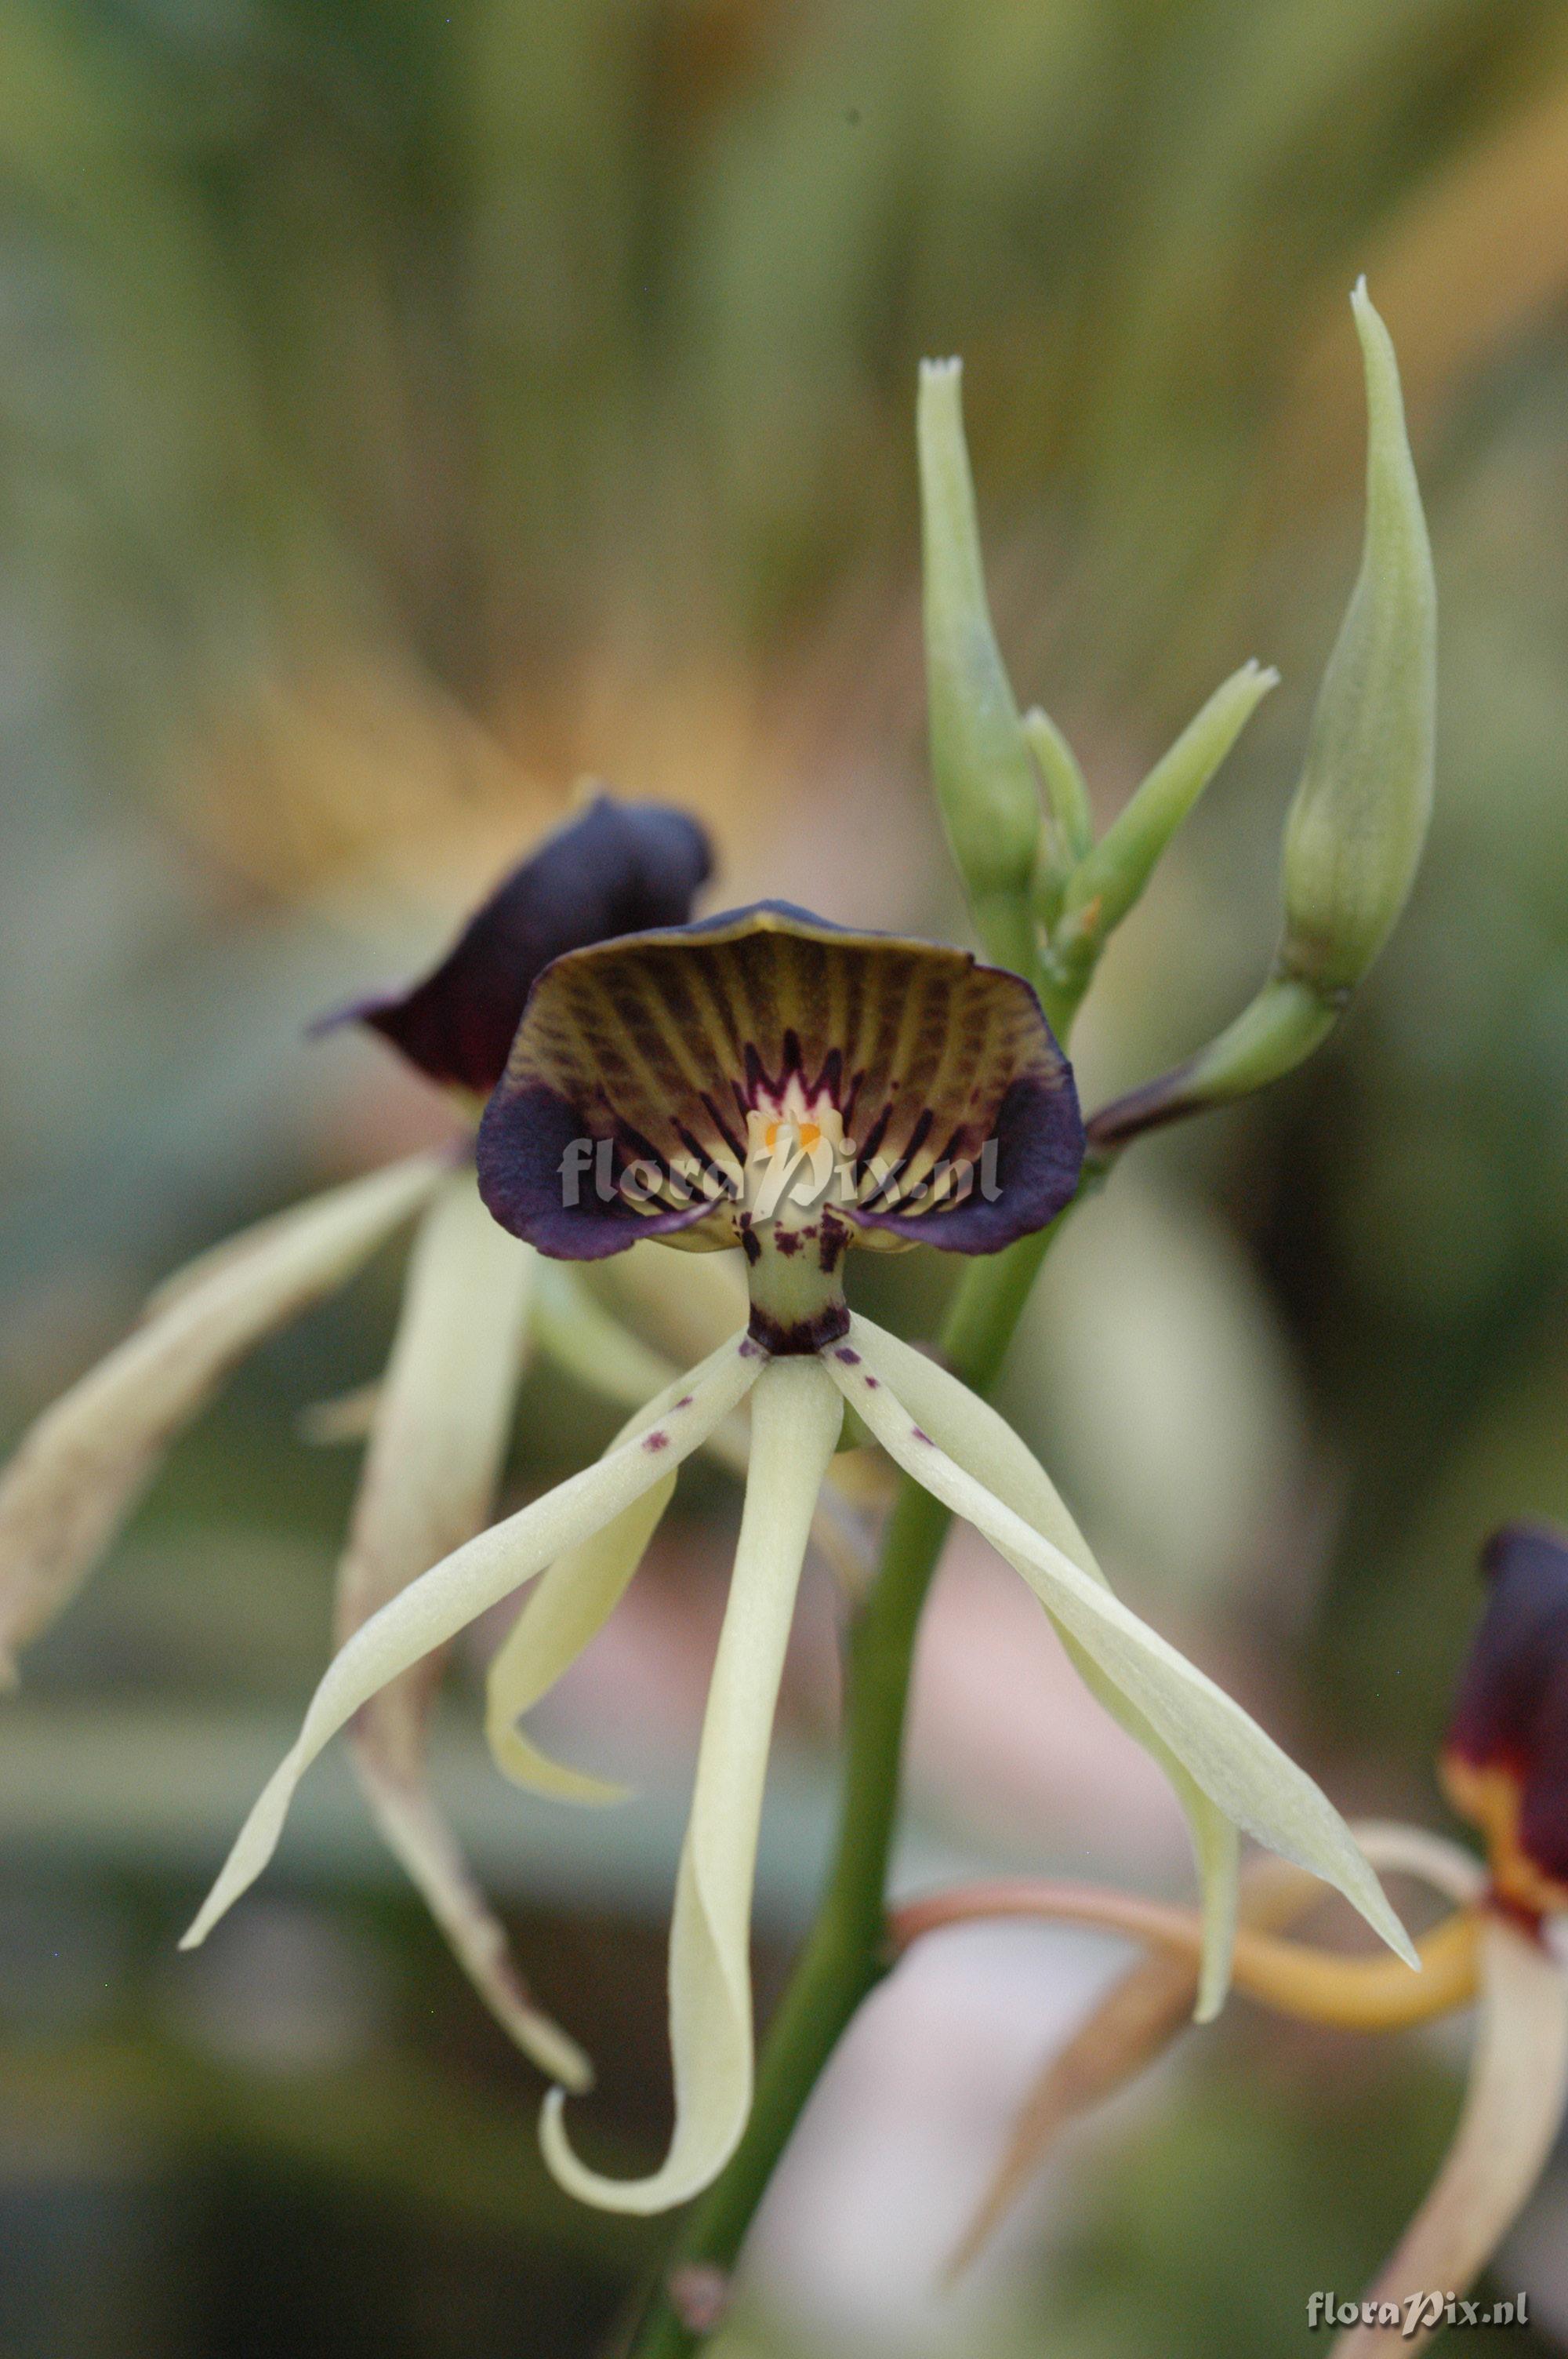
{"left": 5, "top": 1, "right": 1568, "bottom": 2352}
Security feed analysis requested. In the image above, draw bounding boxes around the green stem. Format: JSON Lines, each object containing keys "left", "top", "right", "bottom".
{"left": 621, "top": 1220, "right": 1060, "bottom": 2357}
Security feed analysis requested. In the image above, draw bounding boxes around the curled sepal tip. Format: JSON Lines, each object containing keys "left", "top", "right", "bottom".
{"left": 540, "top": 1356, "right": 844, "bottom": 2212}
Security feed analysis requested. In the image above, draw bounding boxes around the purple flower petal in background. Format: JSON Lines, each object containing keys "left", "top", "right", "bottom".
{"left": 1443, "top": 1521, "right": 1568, "bottom": 1919}
{"left": 320, "top": 794, "right": 712, "bottom": 1094}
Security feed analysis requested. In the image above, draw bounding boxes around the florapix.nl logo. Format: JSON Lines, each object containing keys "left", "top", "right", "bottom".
{"left": 557, "top": 1121, "right": 1004, "bottom": 1218}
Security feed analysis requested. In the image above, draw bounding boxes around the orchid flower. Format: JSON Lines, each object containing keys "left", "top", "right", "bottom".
{"left": 0, "top": 793, "right": 716, "bottom": 2085}
{"left": 917, "top": 1521, "right": 1568, "bottom": 2354}
{"left": 176, "top": 901, "right": 1414, "bottom": 2215}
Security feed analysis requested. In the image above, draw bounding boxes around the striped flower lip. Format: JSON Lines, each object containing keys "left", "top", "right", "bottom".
{"left": 1442, "top": 1522, "right": 1568, "bottom": 1921}
{"left": 475, "top": 903, "right": 1085, "bottom": 1350}
{"left": 316, "top": 794, "right": 712, "bottom": 1096}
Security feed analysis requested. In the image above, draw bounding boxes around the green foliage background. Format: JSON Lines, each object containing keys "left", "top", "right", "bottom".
{"left": 5, "top": 3, "right": 1568, "bottom": 2353}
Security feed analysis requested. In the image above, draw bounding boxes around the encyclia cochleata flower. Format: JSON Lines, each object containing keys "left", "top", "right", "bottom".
{"left": 0, "top": 793, "right": 713, "bottom": 2085}
{"left": 179, "top": 903, "right": 1414, "bottom": 2215}
{"left": 919, "top": 1523, "right": 1568, "bottom": 2357}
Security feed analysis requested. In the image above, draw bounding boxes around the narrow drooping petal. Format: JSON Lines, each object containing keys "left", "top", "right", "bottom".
{"left": 484, "top": 1312, "right": 870, "bottom": 1801}
{"left": 0, "top": 1154, "right": 448, "bottom": 1677}
{"left": 949, "top": 1823, "right": 1485, "bottom": 2278}
{"left": 541, "top": 1354, "right": 844, "bottom": 2212}
{"left": 1334, "top": 1914, "right": 1568, "bottom": 2357}
{"left": 329, "top": 1172, "right": 587, "bottom": 2084}
{"left": 825, "top": 1329, "right": 1416, "bottom": 1967}
{"left": 486, "top": 1479, "right": 673, "bottom": 1805}
{"left": 485, "top": 1362, "right": 711, "bottom": 1803}
{"left": 851, "top": 1315, "right": 1239, "bottom": 2016}
{"left": 318, "top": 797, "right": 713, "bottom": 1095}
{"left": 180, "top": 1331, "right": 759, "bottom": 1950}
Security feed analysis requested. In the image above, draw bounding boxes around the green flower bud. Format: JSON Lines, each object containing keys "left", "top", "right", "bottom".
{"left": 1278, "top": 281, "right": 1436, "bottom": 997}
{"left": 917, "top": 358, "right": 1042, "bottom": 976}
{"left": 1085, "top": 285, "right": 1436, "bottom": 1150}
{"left": 1054, "top": 658, "right": 1278, "bottom": 972}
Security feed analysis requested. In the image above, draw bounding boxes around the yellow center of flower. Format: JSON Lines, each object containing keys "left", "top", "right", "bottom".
{"left": 741, "top": 1085, "right": 849, "bottom": 1227}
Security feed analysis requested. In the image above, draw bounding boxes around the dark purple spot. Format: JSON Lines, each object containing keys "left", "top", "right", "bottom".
{"left": 746, "top": 1297, "right": 849, "bottom": 1357}
{"left": 674, "top": 1394, "right": 694, "bottom": 1410}
{"left": 774, "top": 1230, "right": 802, "bottom": 1257}
{"left": 911, "top": 1425, "right": 931, "bottom": 1443}
{"left": 739, "top": 1337, "right": 761, "bottom": 1359}
{"left": 740, "top": 1228, "right": 762, "bottom": 1266}
{"left": 833, "top": 1347, "right": 861, "bottom": 1365}
{"left": 864, "top": 1375, "right": 879, "bottom": 1390}
{"left": 643, "top": 1430, "right": 670, "bottom": 1452}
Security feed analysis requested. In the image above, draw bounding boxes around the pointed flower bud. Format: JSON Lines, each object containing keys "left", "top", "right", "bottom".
{"left": 319, "top": 794, "right": 712, "bottom": 1095}
{"left": 1443, "top": 1522, "right": 1568, "bottom": 1921}
{"left": 1087, "top": 285, "right": 1435, "bottom": 1150}
{"left": 1279, "top": 282, "right": 1436, "bottom": 998}
{"left": 917, "top": 359, "right": 1043, "bottom": 976}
